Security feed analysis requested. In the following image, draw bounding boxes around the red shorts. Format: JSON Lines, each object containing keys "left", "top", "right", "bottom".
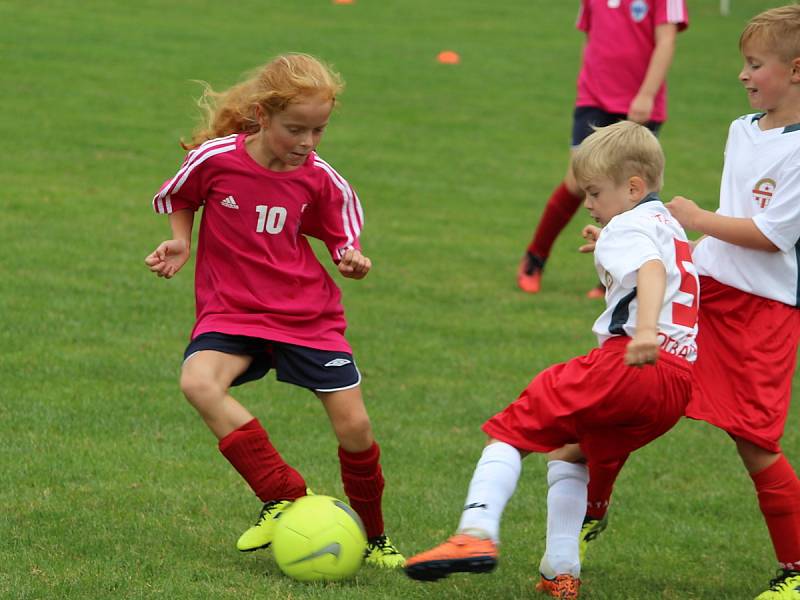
{"left": 482, "top": 337, "right": 692, "bottom": 464}
{"left": 685, "top": 277, "right": 800, "bottom": 452}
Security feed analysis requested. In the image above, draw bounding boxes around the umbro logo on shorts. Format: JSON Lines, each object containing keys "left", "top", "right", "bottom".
{"left": 221, "top": 195, "right": 239, "bottom": 209}
{"left": 324, "top": 358, "right": 352, "bottom": 367}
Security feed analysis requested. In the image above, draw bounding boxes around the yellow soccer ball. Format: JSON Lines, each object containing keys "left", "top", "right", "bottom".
{"left": 272, "top": 495, "right": 367, "bottom": 581}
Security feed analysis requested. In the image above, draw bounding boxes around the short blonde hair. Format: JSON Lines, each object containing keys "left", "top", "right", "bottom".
{"left": 740, "top": 4, "right": 800, "bottom": 63}
{"left": 572, "top": 121, "right": 665, "bottom": 191}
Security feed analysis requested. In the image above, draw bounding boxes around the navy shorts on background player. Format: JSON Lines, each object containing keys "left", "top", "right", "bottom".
{"left": 571, "top": 106, "right": 662, "bottom": 147}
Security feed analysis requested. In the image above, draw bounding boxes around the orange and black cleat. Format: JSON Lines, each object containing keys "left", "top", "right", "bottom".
{"left": 517, "top": 252, "right": 545, "bottom": 294}
{"left": 536, "top": 573, "right": 581, "bottom": 599}
{"left": 404, "top": 534, "right": 498, "bottom": 582}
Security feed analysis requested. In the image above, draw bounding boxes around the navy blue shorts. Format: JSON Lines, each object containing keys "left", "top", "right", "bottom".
{"left": 571, "top": 106, "right": 662, "bottom": 147}
{"left": 183, "top": 332, "right": 361, "bottom": 392}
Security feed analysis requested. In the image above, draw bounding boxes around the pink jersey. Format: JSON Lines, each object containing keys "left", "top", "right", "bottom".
{"left": 576, "top": 0, "right": 688, "bottom": 123}
{"left": 152, "top": 133, "right": 364, "bottom": 352}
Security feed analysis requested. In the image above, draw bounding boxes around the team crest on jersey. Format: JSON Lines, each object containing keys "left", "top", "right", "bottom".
{"left": 630, "top": 0, "right": 649, "bottom": 22}
{"left": 752, "top": 178, "right": 776, "bottom": 208}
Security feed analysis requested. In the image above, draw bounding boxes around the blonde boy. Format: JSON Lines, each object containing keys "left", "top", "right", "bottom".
{"left": 404, "top": 121, "right": 699, "bottom": 599}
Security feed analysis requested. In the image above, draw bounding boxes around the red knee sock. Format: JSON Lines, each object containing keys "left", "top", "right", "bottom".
{"left": 218, "top": 418, "right": 306, "bottom": 503}
{"left": 339, "top": 442, "right": 385, "bottom": 539}
{"left": 527, "top": 182, "right": 584, "bottom": 259}
{"left": 751, "top": 455, "right": 800, "bottom": 570}
{"left": 586, "top": 456, "right": 628, "bottom": 520}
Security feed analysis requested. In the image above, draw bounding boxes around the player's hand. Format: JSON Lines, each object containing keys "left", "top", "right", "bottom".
{"left": 625, "top": 330, "right": 659, "bottom": 367}
{"left": 627, "top": 93, "right": 655, "bottom": 124}
{"left": 338, "top": 248, "right": 371, "bottom": 279}
{"left": 665, "top": 196, "right": 702, "bottom": 231}
{"left": 579, "top": 225, "right": 601, "bottom": 253}
{"left": 145, "top": 239, "right": 190, "bottom": 279}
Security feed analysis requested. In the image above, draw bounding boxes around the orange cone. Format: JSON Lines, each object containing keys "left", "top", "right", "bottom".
{"left": 437, "top": 50, "right": 460, "bottom": 65}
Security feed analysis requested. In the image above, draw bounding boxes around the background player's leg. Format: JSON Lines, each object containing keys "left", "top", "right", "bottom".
{"left": 519, "top": 160, "right": 584, "bottom": 294}
{"left": 527, "top": 163, "right": 584, "bottom": 263}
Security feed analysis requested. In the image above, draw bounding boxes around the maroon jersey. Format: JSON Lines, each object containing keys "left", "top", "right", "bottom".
{"left": 152, "top": 133, "right": 364, "bottom": 352}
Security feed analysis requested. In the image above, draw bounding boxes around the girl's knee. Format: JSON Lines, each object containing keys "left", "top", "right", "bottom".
{"left": 335, "top": 413, "right": 373, "bottom": 448}
{"left": 179, "top": 370, "right": 223, "bottom": 407}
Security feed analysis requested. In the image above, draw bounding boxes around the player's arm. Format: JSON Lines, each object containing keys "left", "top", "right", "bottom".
{"left": 666, "top": 196, "right": 779, "bottom": 251}
{"left": 625, "top": 259, "right": 666, "bottom": 367}
{"left": 628, "top": 23, "right": 678, "bottom": 124}
{"left": 145, "top": 209, "right": 194, "bottom": 278}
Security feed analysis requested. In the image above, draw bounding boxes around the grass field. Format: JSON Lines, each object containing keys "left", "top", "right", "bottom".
{"left": 2, "top": 1, "right": 798, "bottom": 598}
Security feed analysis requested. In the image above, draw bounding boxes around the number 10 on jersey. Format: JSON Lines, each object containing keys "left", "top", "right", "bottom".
{"left": 255, "top": 205, "right": 287, "bottom": 234}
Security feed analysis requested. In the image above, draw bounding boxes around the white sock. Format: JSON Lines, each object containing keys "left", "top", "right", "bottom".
{"left": 456, "top": 442, "right": 522, "bottom": 543}
{"left": 540, "top": 460, "right": 589, "bottom": 578}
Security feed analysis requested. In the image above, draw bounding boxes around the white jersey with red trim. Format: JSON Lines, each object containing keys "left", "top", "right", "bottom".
{"left": 692, "top": 114, "right": 800, "bottom": 307}
{"left": 592, "top": 195, "right": 699, "bottom": 362}
{"left": 152, "top": 133, "right": 364, "bottom": 351}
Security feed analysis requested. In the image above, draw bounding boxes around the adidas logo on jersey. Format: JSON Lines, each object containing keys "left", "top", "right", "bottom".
{"left": 221, "top": 196, "right": 239, "bottom": 209}
{"left": 324, "top": 358, "right": 352, "bottom": 367}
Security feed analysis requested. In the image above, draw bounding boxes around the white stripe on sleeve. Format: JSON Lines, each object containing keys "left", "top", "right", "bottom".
{"left": 313, "top": 158, "right": 362, "bottom": 257}
{"left": 666, "top": 0, "right": 685, "bottom": 23}
{"left": 152, "top": 135, "right": 237, "bottom": 212}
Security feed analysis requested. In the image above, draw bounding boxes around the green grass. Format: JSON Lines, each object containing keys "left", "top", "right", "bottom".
{"left": 2, "top": 1, "right": 797, "bottom": 598}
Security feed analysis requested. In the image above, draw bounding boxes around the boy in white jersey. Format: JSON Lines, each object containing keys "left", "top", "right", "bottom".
{"left": 665, "top": 6, "right": 800, "bottom": 598}
{"left": 404, "top": 121, "right": 699, "bottom": 599}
